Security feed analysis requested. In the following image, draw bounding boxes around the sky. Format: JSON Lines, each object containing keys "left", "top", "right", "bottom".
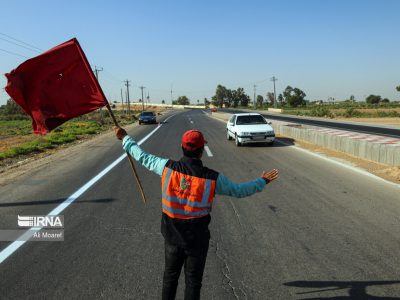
{"left": 0, "top": 0, "right": 399, "bottom": 105}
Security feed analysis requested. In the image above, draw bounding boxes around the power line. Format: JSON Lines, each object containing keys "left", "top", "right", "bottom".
{"left": 0, "top": 36, "right": 41, "bottom": 53}
{"left": 0, "top": 32, "right": 43, "bottom": 52}
{"left": 0, "top": 48, "right": 29, "bottom": 58}
{"left": 254, "top": 77, "right": 271, "bottom": 85}
{"left": 102, "top": 69, "right": 124, "bottom": 84}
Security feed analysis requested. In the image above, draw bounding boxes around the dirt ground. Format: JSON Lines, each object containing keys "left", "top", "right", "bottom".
{"left": 334, "top": 117, "right": 400, "bottom": 126}
{"left": 288, "top": 137, "right": 400, "bottom": 184}
{"left": 0, "top": 135, "right": 35, "bottom": 152}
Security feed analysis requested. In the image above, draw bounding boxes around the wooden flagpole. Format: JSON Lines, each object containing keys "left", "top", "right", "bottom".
{"left": 104, "top": 101, "right": 147, "bottom": 203}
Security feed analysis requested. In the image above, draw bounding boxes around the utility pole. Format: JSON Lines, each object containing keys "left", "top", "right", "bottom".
{"left": 120, "top": 88, "right": 124, "bottom": 113}
{"left": 253, "top": 84, "right": 257, "bottom": 108}
{"left": 94, "top": 66, "right": 103, "bottom": 80}
{"left": 271, "top": 76, "right": 278, "bottom": 108}
{"left": 123, "top": 80, "right": 131, "bottom": 114}
{"left": 139, "top": 86, "right": 145, "bottom": 111}
{"left": 94, "top": 66, "right": 104, "bottom": 123}
{"left": 125, "top": 91, "right": 128, "bottom": 111}
{"left": 170, "top": 84, "right": 174, "bottom": 104}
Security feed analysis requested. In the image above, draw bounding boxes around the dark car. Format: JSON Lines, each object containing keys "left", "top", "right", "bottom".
{"left": 138, "top": 111, "right": 157, "bottom": 125}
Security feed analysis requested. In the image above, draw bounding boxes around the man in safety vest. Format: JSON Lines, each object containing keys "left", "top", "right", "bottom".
{"left": 115, "top": 127, "right": 278, "bottom": 300}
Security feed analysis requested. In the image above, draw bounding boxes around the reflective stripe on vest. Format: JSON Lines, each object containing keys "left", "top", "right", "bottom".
{"left": 161, "top": 167, "right": 216, "bottom": 219}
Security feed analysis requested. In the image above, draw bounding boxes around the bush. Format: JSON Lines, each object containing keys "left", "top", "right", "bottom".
{"left": 343, "top": 107, "right": 362, "bottom": 118}
{"left": 0, "top": 120, "right": 102, "bottom": 160}
{"left": 376, "top": 110, "right": 399, "bottom": 117}
{"left": 309, "top": 106, "right": 334, "bottom": 118}
{"left": 0, "top": 114, "right": 30, "bottom": 121}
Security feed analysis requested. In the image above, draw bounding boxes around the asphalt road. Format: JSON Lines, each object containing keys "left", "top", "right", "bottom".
{"left": 220, "top": 108, "right": 400, "bottom": 138}
{"left": 1, "top": 109, "right": 400, "bottom": 299}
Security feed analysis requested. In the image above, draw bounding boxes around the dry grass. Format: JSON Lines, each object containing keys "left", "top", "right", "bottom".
{"left": 334, "top": 117, "right": 400, "bottom": 126}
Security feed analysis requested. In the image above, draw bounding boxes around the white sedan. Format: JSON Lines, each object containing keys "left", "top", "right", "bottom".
{"left": 226, "top": 113, "right": 275, "bottom": 146}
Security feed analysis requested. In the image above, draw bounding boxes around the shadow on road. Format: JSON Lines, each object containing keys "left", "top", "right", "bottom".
{"left": 0, "top": 198, "right": 117, "bottom": 207}
{"left": 284, "top": 280, "right": 400, "bottom": 299}
{"left": 241, "top": 137, "right": 295, "bottom": 148}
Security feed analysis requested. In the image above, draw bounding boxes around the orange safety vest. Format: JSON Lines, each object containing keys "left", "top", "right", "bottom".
{"left": 161, "top": 166, "right": 216, "bottom": 219}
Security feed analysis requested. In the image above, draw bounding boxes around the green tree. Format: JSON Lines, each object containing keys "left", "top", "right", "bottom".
{"left": 225, "top": 89, "right": 233, "bottom": 107}
{"left": 396, "top": 85, "right": 400, "bottom": 92}
{"left": 381, "top": 98, "right": 390, "bottom": 103}
{"left": 231, "top": 89, "right": 240, "bottom": 107}
{"left": 283, "top": 86, "right": 306, "bottom": 107}
{"left": 231, "top": 87, "right": 250, "bottom": 107}
{"left": 239, "top": 94, "right": 250, "bottom": 107}
{"left": 365, "top": 94, "right": 381, "bottom": 104}
{"left": 212, "top": 85, "right": 230, "bottom": 108}
{"left": 2, "top": 99, "right": 25, "bottom": 115}
{"left": 266, "top": 92, "right": 274, "bottom": 105}
{"left": 278, "top": 94, "right": 284, "bottom": 105}
{"left": 212, "top": 85, "right": 251, "bottom": 107}
{"left": 161, "top": 100, "right": 165, "bottom": 104}
{"left": 256, "top": 95, "right": 264, "bottom": 107}
{"left": 174, "top": 96, "right": 190, "bottom": 105}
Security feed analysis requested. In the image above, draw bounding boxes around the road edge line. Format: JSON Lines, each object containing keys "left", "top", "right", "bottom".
{"left": 0, "top": 114, "right": 175, "bottom": 264}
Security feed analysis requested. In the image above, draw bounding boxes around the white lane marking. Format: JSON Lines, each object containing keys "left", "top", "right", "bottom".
{"left": 276, "top": 139, "right": 400, "bottom": 189}
{"left": 0, "top": 114, "right": 175, "bottom": 264}
{"left": 204, "top": 145, "right": 213, "bottom": 157}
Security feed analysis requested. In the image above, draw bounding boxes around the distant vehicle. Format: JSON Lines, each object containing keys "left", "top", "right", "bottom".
{"left": 138, "top": 111, "right": 157, "bottom": 125}
{"left": 211, "top": 108, "right": 217, "bottom": 112}
{"left": 226, "top": 113, "right": 275, "bottom": 146}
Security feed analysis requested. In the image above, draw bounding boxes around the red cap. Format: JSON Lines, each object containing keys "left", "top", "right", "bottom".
{"left": 181, "top": 130, "right": 207, "bottom": 150}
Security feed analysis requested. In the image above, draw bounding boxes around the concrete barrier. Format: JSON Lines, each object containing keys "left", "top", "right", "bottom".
{"left": 268, "top": 108, "right": 282, "bottom": 113}
{"left": 210, "top": 112, "right": 400, "bottom": 166}
{"left": 272, "top": 122, "right": 400, "bottom": 166}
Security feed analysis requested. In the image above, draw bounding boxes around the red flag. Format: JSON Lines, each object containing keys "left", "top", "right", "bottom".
{"left": 4, "top": 38, "right": 107, "bottom": 135}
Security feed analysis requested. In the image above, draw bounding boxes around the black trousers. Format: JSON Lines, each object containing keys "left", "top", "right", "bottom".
{"left": 162, "top": 240, "right": 209, "bottom": 300}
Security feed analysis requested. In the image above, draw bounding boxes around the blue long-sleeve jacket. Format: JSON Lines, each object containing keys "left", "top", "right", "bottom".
{"left": 122, "top": 136, "right": 266, "bottom": 197}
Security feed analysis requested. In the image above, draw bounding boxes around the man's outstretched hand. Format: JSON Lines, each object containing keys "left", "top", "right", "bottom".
{"left": 261, "top": 169, "right": 279, "bottom": 183}
{"left": 114, "top": 127, "right": 127, "bottom": 140}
